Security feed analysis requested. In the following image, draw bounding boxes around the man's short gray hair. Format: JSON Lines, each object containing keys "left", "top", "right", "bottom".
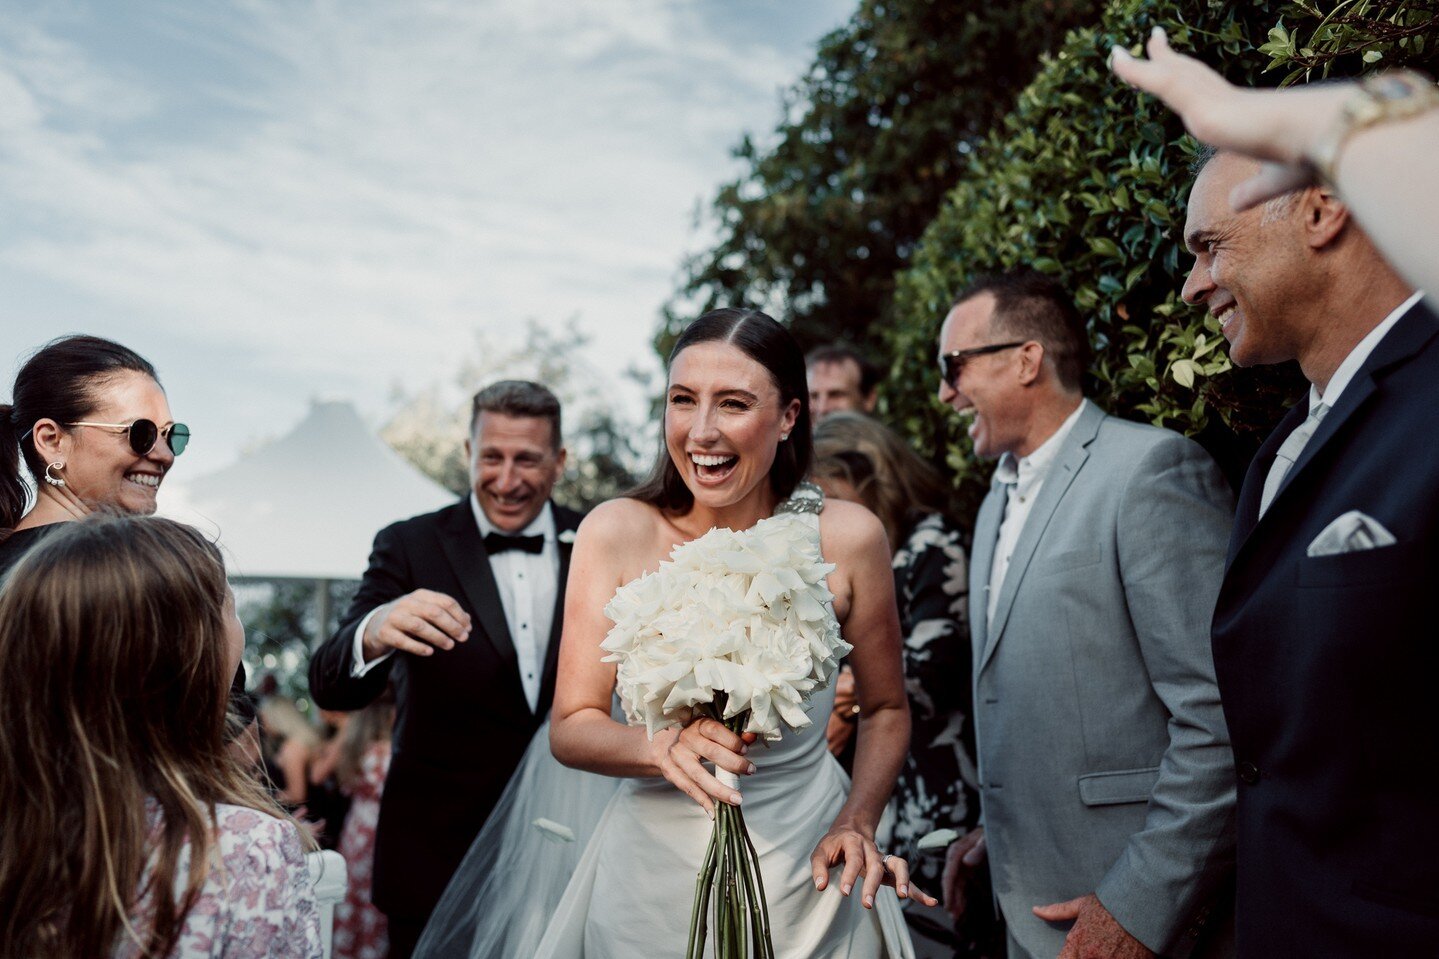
{"left": 469, "top": 380, "right": 562, "bottom": 449}
{"left": 1192, "top": 144, "right": 1301, "bottom": 223}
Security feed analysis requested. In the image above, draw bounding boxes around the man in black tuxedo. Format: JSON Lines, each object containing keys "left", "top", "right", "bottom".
{"left": 309, "top": 380, "right": 583, "bottom": 957}
{"left": 1182, "top": 150, "right": 1435, "bottom": 956}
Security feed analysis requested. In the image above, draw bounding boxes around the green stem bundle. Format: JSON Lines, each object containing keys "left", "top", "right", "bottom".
{"left": 684, "top": 707, "right": 776, "bottom": 959}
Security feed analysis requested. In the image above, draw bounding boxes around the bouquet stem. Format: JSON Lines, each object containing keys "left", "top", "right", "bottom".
{"left": 684, "top": 708, "right": 775, "bottom": 959}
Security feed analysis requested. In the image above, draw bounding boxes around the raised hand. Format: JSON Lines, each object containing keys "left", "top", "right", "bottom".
{"left": 651, "top": 716, "right": 757, "bottom": 817}
{"left": 360, "top": 588, "right": 472, "bottom": 661}
{"left": 1110, "top": 27, "right": 1350, "bottom": 209}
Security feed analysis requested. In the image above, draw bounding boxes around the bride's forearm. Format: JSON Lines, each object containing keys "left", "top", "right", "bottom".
{"left": 831, "top": 702, "right": 909, "bottom": 836}
{"left": 550, "top": 706, "right": 672, "bottom": 778}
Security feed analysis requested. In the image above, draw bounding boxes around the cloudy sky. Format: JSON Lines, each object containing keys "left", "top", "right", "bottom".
{"left": 1, "top": 0, "right": 851, "bottom": 475}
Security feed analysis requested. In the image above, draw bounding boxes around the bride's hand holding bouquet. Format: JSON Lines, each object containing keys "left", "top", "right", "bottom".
{"left": 649, "top": 718, "right": 757, "bottom": 816}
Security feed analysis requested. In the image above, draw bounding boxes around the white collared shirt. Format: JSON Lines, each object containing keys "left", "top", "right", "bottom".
{"left": 350, "top": 498, "right": 560, "bottom": 714}
{"left": 1311, "top": 291, "right": 1423, "bottom": 410}
{"left": 986, "top": 399, "right": 1088, "bottom": 627}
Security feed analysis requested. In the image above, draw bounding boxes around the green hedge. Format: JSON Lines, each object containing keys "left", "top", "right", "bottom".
{"left": 883, "top": 0, "right": 1439, "bottom": 514}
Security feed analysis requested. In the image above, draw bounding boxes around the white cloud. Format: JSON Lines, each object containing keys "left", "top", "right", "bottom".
{"left": 0, "top": 0, "right": 849, "bottom": 473}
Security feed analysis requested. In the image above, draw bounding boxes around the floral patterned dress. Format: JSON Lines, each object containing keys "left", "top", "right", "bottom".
{"left": 889, "top": 513, "right": 1002, "bottom": 957}
{"left": 332, "top": 744, "right": 390, "bottom": 959}
{"left": 117, "top": 801, "right": 322, "bottom": 958}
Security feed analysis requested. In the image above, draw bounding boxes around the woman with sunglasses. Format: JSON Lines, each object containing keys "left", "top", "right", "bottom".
{"left": 0, "top": 334, "right": 190, "bottom": 578}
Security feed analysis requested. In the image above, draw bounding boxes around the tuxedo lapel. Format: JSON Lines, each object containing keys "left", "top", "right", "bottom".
{"left": 436, "top": 501, "right": 517, "bottom": 666}
{"left": 979, "top": 402, "right": 1101, "bottom": 675}
{"left": 536, "top": 508, "right": 580, "bottom": 716}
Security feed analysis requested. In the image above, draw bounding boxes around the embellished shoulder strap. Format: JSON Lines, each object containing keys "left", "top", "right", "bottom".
{"left": 774, "top": 481, "right": 824, "bottom": 516}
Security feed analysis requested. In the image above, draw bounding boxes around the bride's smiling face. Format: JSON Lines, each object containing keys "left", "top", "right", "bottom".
{"left": 666, "top": 341, "right": 800, "bottom": 511}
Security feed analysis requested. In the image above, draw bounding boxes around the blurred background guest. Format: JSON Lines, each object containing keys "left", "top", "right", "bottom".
{"left": 0, "top": 515, "right": 319, "bottom": 957}
{"left": 260, "top": 694, "right": 324, "bottom": 809}
{"left": 308, "top": 708, "right": 357, "bottom": 850}
{"left": 332, "top": 696, "right": 397, "bottom": 959}
{"left": 812, "top": 411, "right": 996, "bottom": 958}
{"left": 806, "top": 343, "right": 881, "bottom": 421}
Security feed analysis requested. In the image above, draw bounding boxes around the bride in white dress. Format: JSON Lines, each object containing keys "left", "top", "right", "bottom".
{"left": 417, "top": 308, "right": 932, "bottom": 958}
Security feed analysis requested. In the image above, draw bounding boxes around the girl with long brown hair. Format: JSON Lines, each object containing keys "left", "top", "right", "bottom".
{"left": 0, "top": 515, "right": 320, "bottom": 957}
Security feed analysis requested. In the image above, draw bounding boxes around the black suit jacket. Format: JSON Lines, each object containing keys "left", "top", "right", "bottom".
{"left": 308, "top": 497, "right": 584, "bottom": 921}
{"left": 1211, "top": 298, "right": 1439, "bottom": 956}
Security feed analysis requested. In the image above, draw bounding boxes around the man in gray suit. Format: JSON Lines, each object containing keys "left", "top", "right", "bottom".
{"left": 937, "top": 270, "right": 1235, "bottom": 958}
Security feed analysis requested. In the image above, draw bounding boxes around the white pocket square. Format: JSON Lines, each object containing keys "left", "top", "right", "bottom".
{"left": 1306, "top": 510, "right": 1397, "bottom": 557}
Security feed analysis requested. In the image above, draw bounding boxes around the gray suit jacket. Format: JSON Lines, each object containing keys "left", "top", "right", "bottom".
{"left": 969, "top": 401, "right": 1235, "bottom": 958}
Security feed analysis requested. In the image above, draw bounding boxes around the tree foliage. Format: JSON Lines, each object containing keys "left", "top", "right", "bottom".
{"left": 658, "top": 0, "right": 1102, "bottom": 358}
{"left": 883, "top": 0, "right": 1439, "bottom": 514}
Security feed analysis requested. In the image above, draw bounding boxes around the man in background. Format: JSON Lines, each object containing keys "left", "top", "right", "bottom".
{"left": 807, "top": 343, "right": 880, "bottom": 420}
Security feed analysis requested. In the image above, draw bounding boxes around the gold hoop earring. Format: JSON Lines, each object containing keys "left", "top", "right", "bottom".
{"left": 44, "top": 461, "right": 67, "bottom": 489}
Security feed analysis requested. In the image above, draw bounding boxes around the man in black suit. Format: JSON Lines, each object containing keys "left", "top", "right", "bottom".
{"left": 1181, "top": 150, "right": 1435, "bottom": 956}
{"left": 309, "top": 380, "right": 583, "bottom": 957}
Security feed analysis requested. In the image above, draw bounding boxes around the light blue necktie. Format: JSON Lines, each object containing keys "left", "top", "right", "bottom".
{"left": 1259, "top": 402, "right": 1329, "bottom": 517}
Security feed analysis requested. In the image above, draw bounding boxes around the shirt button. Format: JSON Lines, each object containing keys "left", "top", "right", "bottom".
{"left": 518, "top": 572, "right": 524, "bottom": 579}
{"left": 521, "top": 623, "right": 528, "bottom": 630}
{"left": 1237, "top": 761, "right": 1260, "bottom": 784}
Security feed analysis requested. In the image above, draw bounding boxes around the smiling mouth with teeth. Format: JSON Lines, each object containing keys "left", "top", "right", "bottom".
{"left": 125, "top": 473, "right": 162, "bottom": 489}
{"left": 1216, "top": 306, "right": 1237, "bottom": 331}
{"left": 690, "top": 452, "right": 738, "bottom": 480}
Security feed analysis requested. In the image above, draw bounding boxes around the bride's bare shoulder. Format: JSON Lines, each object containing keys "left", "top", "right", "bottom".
{"left": 576, "top": 497, "right": 662, "bottom": 544}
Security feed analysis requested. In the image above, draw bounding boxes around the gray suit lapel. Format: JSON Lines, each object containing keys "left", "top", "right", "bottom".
{"left": 979, "top": 402, "right": 1103, "bottom": 675}
{"left": 969, "top": 483, "right": 1003, "bottom": 672}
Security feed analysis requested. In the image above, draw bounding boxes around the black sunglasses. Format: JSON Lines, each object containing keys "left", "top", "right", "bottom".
{"left": 66, "top": 419, "right": 191, "bottom": 456}
{"left": 939, "top": 341, "right": 1027, "bottom": 389}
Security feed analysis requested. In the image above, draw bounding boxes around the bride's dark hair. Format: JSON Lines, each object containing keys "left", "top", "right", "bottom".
{"left": 630, "top": 308, "right": 812, "bottom": 513}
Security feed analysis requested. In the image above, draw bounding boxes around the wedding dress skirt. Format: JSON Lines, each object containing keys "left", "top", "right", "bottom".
{"left": 534, "top": 679, "right": 913, "bottom": 959}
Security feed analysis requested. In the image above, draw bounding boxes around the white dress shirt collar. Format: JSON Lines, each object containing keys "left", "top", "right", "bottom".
{"left": 993, "top": 398, "right": 1088, "bottom": 495}
{"left": 1312, "top": 291, "right": 1423, "bottom": 411}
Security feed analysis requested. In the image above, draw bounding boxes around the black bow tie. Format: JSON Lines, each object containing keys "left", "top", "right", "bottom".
{"left": 483, "top": 532, "right": 545, "bottom": 555}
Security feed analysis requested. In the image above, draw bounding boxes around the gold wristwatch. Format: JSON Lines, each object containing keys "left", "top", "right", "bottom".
{"left": 1310, "top": 69, "right": 1439, "bottom": 185}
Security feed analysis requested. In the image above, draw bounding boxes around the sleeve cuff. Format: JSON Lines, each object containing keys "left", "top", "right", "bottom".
{"left": 351, "top": 607, "right": 393, "bottom": 677}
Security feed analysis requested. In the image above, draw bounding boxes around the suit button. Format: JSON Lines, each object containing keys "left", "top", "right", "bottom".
{"left": 1237, "top": 761, "right": 1260, "bottom": 784}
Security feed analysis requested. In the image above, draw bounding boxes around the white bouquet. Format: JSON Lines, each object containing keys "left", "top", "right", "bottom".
{"left": 600, "top": 494, "right": 850, "bottom": 959}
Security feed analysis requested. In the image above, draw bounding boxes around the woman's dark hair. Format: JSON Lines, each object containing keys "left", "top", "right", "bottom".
{"left": 1, "top": 336, "right": 159, "bottom": 528}
{"left": 630, "top": 308, "right": 812, "bottom": 513}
